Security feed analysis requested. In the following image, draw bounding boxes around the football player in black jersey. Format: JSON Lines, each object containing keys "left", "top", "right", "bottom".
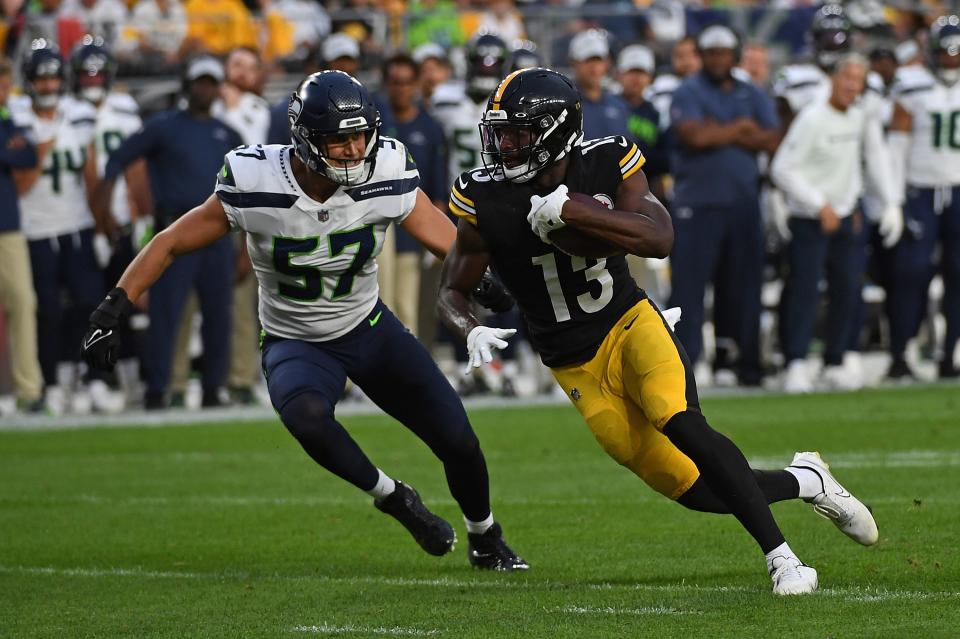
{"left": 437, "top": 67, "right": 879, "bottom": 595}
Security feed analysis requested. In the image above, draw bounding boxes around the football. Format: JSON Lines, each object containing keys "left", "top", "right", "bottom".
{"left": 547, "top": 192, "right": 623, "bottom": 258}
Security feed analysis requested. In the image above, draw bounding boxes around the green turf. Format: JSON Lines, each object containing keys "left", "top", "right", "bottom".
{"left": 1, "top": 386, "right": 958, "bottom": 638}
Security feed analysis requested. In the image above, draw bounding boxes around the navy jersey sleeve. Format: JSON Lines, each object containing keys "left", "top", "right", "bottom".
{"left": 0, "top": 117, "right": 37, "bottom": 169}
{"left": 104, "top": 112, "right": 165, "bottom": 180}
{"left": 428, "top": 116, "right": 448, "bottom": 202}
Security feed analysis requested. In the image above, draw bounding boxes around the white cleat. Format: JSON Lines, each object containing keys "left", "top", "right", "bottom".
{"left": 790, "top": 451, "right": 879, "bottom": 546}
{"left": 770, "top": 555, "right": 818, "bottom": 595}
{"left": 783, "top": 360, "right": 813, "bottom": 394}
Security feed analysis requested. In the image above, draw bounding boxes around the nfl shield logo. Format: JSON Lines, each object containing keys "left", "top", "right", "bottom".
{"left": 317, "top": 210, "right": 329, "bottom": 222}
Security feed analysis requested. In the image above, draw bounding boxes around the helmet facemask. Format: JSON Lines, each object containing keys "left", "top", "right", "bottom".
{"left": 479, "top": 108, "right": 580, "bottom": 183}
{"left": 290, "top": 95, "right": 381, "bottom": 187}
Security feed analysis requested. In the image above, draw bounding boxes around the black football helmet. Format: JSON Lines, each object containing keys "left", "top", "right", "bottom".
{"left": 810, "top": 4, "right": 852, "bottom": 71}
{"left": 288, "top": 70, "right": 382, "bottom": 186}
{"left": 23, "top": 39, "right": 64, "bottom": 109}
{"left": 466, "top": 32, "right": 508, "bottom": 102}
{"left": 930, "top": 15, "right": 960, "bottom": 85}
{"left": 479, "top": 67, "right": 583, "bottom": 183}
{"left": 506, "top": 40, "right": 542, "bottom": 73}
{"left": 70, "top": 35, "right": 116, "bottom": 105}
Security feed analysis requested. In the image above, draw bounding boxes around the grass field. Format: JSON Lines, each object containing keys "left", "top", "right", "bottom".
{"left": 1, "top": 386, "right": 959, "bottom": 638}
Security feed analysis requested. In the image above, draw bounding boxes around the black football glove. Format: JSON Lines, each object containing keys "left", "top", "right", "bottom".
{"left": 81, "top": 287, "right": 134, "bottom": 372}
{"left": 472, "top": 268, "right": 515, "bottom": 313}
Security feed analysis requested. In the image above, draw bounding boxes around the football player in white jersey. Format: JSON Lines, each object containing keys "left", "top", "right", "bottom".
{"left": 886, "top": 16, "right": 960, "bottom": 380}
{"left": 433, "top": 33, "right": 525, "bottom": 395}
{"left": 81, "top": 71, "right": 528, "bottom": 571}
{"left": 71, "top": 35, "right": 147, "bottom": 411}
{"left": 433, "top": 33, "right": 508, "bottom": 187}
{"left": 13, "top": 40, "right": 103, "bottom": 415}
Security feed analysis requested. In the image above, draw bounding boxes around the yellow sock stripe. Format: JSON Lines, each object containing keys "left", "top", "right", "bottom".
{"left": 492, "top": 69, "right": 524, "bottom": 110}
{"left": 619, "top": 144, "right": 640, "bottom": 167}
{"left": 621, "top": 153, "right": 646, "bottom": 180}
{"left": 448, "top": 200, "right": 478, "bottom": 226}
{"left": 451, "top": 185, "right": 475, "bottom": 208}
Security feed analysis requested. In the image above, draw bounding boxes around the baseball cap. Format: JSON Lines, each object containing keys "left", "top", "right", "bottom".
{"left": 185, "top": 57, "right": 224, "bottom": 82}
{"left": 617, "top": 45, "right": 654, "bottom": 74}
{"left": 323, "top": 33, "right": 360, "bottom": 62}
{"left": 413, "top": 42, "right": 447, "bottom": 65}
{"left": 698, "top": 25, "right": 739, "bottom": 51}
{"left": 569, "top": 29, "right": 609, "bottom": 62}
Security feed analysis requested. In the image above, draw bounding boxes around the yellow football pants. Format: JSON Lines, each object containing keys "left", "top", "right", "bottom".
{"left": 551, "top": 298, "right": 700, "bottom": 499}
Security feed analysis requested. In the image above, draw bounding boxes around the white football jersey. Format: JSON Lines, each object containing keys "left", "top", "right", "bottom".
{"left": 213, "top": 92, "right": 271, "bottom": 146}
{"left": 95, "top": 92, "right": 142, "bottom": 226}
{"left": 11, "top": 95, "right": 97, "bottom": 240}
{"left": 894, "top": 66, "right": 960, "bottom": 187}
{"left": 645, "top": 73, "right": 681, "bottom": 130}
{"left": 215, "top": 139, "right": 420, "bottom": 341}
{"left": 431, "top": 83, "right": 486, "bottom": 186}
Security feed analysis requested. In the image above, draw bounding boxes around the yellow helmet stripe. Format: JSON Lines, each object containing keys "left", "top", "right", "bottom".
{"left": 492, "top": 69, "right": 524, "bottom": 110}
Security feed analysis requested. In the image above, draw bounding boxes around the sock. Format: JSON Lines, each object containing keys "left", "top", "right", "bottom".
{"left": 785, "top": 466, "right": 824, "bottom": 500}
{"left": 365, "top": 469, "right": 396, "bottom": 500}
{"left": 765, "top": 541, "right": 800, "bottom": 574}
{"left": 464, "top": 512, "right": 494, "bottom": 535}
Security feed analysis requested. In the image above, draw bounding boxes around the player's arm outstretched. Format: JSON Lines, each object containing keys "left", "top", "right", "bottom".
{"left": 528, "top": 169, "right": 674, "bottom": 259}
{"left": 437, "top": 220, "right": 516, "bottom": 371}
{"left": 81, "top": 194, "right": 231, "bottom": 371}
{"left": 400, "top": 188, "right": 457, "bottom": 259}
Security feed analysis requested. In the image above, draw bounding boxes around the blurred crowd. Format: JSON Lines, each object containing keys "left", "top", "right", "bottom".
{"left": 1, "top": 0, "right": 959, "bottom": 416}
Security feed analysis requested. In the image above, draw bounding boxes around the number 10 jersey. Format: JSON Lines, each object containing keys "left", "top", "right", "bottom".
{"left": 215, "top": 139, "right": 420, "bottom": 341}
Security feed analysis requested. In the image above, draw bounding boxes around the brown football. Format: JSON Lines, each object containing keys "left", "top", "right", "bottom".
{"left": 548, "top": 192, "right": 622, "bottom": 258}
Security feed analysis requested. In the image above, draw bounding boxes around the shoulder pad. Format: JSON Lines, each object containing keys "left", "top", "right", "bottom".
{"left": 647, "top": 74, "right": 679, "bottom": 97}
{"left": 432, "top": 81, "right": 466, "bottom": 106}
{"left": 892, "top": 66, "right": 934, "bottom": 97}
{"left": 105, "top": 92, "right": 140, "bottom": 116}
{"left": 65, "top": 97, "right": 98, "bottom": 126}
{"left": 773, "top": 64, "right": 825, "bottom": 96}
{"left": 449, "top": 170, "right": 481, "bottom": 226}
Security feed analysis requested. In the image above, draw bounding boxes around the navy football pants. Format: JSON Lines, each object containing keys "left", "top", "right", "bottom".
{"left": 668, "top": 201, "right": 763, "bottom": 378}
{"left": 779, "top": 216, "right": 862, "bottom": 365}
{"left": 888, "top": 186, "right": 960, "bottom": 360}
{"left": 261, "top": 301, "right": 492, "bottom": 521}
{"left": 144, "top": 235, "right": 233, "bottom": 395}
{"left": 28, "top": 229, "right": 104, "bottom": 385}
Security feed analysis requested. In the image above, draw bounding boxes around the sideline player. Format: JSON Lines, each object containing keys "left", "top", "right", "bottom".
{"left": 80, "top": 71, "right": 527, "bottom": 571}
{"left": 437, "top": 67, "right": 878, "bottom": 594}
{"left": 886, "top": 16, "right": 960, "bottom": 379}
{"left": 12, "top": 40, "right": 103, "bottom": 415}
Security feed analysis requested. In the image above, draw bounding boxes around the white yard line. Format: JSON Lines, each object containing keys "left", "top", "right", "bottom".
{"left": 550, "top": 605, "right": 701, "bottom": 616}
{"left": 2, "top": 565, "right": 956, "bottom": 603}
{"left": 292, "top": 624, "right": 441, "bottom": 636}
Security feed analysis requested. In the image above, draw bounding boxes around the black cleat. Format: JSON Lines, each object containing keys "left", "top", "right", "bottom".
{"left": 939, "top": 359, "right": 959, "bottom": 379}
{"left": 374, "top": 482, "right": 456, "bottom": 556}
{"left": 467, "top": 522, "right": 529, "bottom": 571}
{"left": 886, "top": 357, "right": 916, "bottom": 381}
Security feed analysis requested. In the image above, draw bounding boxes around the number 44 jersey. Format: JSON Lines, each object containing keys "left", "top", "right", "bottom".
{"left": 215, "top": 139, "right": 420, "bottom": 341}
{"left": 10, "top": 95, "right": 97, "bottom": 240}
{"left": 449, "top": 135, "right": 647, "bottom": 367}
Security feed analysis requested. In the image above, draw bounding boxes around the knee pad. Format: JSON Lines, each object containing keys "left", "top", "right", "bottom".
{"left": 279, "top": 392, "right": 334, "bottom": 441}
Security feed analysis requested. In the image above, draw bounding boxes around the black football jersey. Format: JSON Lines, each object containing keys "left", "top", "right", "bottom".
{"left": 449, "top": 136, "right": 648, "bottom": 367}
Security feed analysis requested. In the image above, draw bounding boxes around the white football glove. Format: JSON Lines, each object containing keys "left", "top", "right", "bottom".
{"left": 661, "top": 306, "right": 682, "bottom": 330}
{"left": 465, "top": 326, "right": 517, "bottom": 374}
{"left": 527, "top": 184, "right": 569, "bottom": 242}
{"left": 767, "top": 188, "right": 792, "bottom": 242}
{"left": 878, "top": 204, "right": 904, "bottom": 248}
